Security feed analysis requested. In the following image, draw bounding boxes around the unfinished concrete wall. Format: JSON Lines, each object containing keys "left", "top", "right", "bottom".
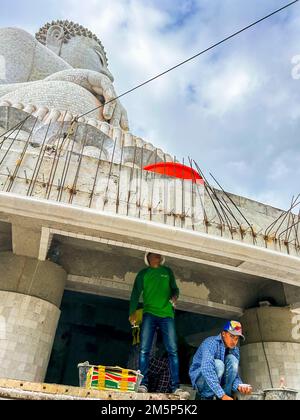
{"left": 0, "top": 113, "right": 204, "bottom": 232}
{"left": 0, "top": 105, "right": 299, "bottom": 258}
{"left": 240, "top": 307, "right": 300, "bottom": 393}
{"left": 60, "top": 243, "right": 289, "bottom": 316}
{"left": 0, "top": 222, "right": 11, "bottom": 252}
{"left": 241, "top": 342, "right": 300, "bottom": 392}
{"left": 0, "top": 252, "right": 67, "bottom": 382}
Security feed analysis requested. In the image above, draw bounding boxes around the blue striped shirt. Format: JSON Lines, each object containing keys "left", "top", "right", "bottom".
{"left": 189, "top": 334, "right": 243, "bottom": 399}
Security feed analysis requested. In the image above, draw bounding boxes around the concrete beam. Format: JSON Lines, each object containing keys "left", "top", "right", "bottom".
{"left": 0, "top": 192, "right": 300, "bottom": 288}
{"left": 38, "top": 227, "right": 53, "bottom": 261}
{"left": 66, "top": 274, "right": 243, "bottom": 319}
{"left": 12, "top": 224, "right": 41, "bottom": 258}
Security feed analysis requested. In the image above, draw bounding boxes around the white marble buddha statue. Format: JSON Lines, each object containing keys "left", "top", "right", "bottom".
{"left": 0, "top": 20, "right": 128, "bottom": 129}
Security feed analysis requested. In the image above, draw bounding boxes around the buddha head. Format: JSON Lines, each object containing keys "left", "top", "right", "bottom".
{"left": 36, "top": 20, "right": 114, "bottom": 82}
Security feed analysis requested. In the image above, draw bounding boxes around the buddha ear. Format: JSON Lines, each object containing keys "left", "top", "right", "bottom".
{"left": 46, "top": 25, "right": 65, "bottom": 55}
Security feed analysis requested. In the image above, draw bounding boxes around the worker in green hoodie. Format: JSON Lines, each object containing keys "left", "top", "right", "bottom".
{"left": 129, "top": 252, "right": 187, "bottom": 397}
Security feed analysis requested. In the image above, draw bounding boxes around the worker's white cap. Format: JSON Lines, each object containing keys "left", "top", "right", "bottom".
{"left": 144, "top": 252, "right": 166, "bottom": 267}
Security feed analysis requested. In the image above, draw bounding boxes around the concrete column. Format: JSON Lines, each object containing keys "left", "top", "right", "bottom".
{"left": 0, "top": 252, "right": 67, "bottom": 382}
{"left": 240, "top": 307, "right": 300, "bottom": 392}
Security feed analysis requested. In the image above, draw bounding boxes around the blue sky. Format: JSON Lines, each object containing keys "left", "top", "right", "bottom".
{"left": 1, "top": 0, "right": 300, "bottom": 210}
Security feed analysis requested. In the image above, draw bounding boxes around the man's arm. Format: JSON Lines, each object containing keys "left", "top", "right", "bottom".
{"left": 231, "top": 349, "right": 245, "bottom": 392}
{"left": 233, "top": 374, "right": 244, "bottom": 393}
{"left": 129, "top": 271, "right": 144, "bottom": 316}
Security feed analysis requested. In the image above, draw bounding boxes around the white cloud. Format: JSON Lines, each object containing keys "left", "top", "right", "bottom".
{"left": 200, "top": 63, "right": 260, "bottom": 116}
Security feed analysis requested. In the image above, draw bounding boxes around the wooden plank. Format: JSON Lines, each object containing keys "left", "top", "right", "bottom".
{"left": 0, "top": 378, "right": 182, "bottom": 400}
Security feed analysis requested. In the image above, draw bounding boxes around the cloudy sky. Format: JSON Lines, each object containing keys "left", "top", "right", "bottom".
{"left": 1, "top": 0, "right": 300, "bottom": 210}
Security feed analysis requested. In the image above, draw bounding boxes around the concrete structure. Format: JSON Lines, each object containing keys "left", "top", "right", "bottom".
{"left": 0, "top": 378, "right": 183, "bottom": 400}
{"left": 240, "top": 307, "right": 300, "bottom": 392}
{"left": 0, "top": 21, "right": 299, "bottom": 397}
{"left": 0, "top": 254, "right": 66, "bottom": 382}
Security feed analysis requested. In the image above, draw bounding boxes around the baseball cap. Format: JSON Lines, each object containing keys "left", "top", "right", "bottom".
{"left": 223, "top": 320, "right": 245, "bottom": 341}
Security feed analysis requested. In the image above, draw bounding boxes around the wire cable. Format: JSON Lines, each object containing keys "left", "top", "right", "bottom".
{"left": 78, "top": 0, "right": 299, "bottom": 119}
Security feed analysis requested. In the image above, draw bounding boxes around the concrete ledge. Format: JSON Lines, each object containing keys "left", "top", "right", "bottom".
{"left": 0, "top": 192, "right": 300, "bottom": 286}
{"left": 0, "top": 379, "right": 182, "bottom": 400}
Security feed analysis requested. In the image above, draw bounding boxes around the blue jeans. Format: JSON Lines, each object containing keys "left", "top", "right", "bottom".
{"left": 139, "top": 313, "right": 180, "bottom": 391}
{"left": 196, "top": 355, "right": 239, "bottom": 398}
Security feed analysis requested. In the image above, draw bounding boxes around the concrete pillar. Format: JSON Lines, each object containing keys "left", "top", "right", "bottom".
{"left": 240, "top": 307, "right": 300, "bottom": 392}
{"left": 0, "top": 252, "right": 67, "bottom": 382}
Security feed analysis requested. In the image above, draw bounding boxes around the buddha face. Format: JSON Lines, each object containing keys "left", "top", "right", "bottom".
{"left": 46, "top": 27, "right": 114, "bottom": 82}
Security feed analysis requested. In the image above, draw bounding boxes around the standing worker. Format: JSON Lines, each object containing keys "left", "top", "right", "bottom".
{"left": 129, "top": 252, "right": 187, "bottom": 397}
{"left": 189, "top": 321, "right": 253, "bottom": 400}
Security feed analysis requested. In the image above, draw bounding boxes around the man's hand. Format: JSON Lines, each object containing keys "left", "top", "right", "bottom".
{"left": 221, "top": 395, "right": 234, "bottom": 401}
{"left": 129, "top": 312, "right": 137, "bottom": 326}
{"left": 45, "top": 69, "right": 129, "bottom": 130}
{"left": 170, "top": 296, "right": 178, "bottom": 307}
{"left": 238, "top": 384, "right": 253, "bottom": 395}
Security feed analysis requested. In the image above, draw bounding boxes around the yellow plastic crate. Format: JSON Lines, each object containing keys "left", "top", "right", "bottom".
{"left": 85, "top": 365, "right": 143, "bottom": 393}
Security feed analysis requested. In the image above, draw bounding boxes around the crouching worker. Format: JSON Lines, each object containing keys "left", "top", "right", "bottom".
{"left": 189, "top": 321, "right": 252, "bottom": 400}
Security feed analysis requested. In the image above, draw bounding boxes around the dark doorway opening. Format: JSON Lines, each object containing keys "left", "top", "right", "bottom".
{"left": 46, "top": 290, "right": 225, "bottom": 387}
